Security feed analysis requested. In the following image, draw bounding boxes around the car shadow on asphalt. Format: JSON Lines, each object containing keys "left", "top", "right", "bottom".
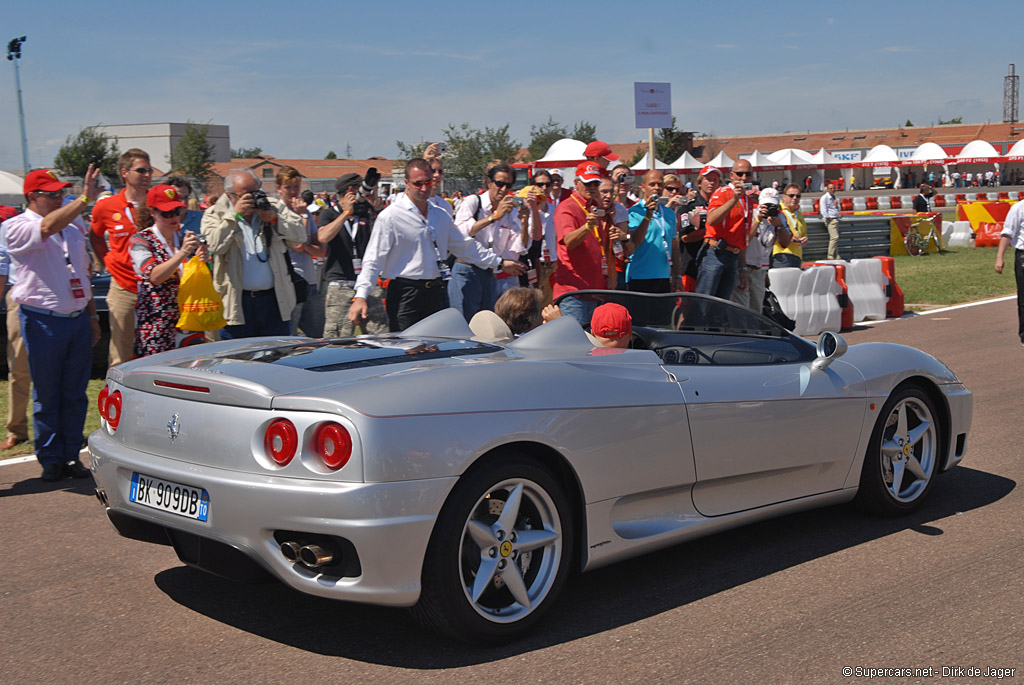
{"left": 153, "top": 465, "right": 1013, "bottom": 665}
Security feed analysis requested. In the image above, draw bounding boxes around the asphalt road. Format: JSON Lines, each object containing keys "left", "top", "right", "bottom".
{"left": 2, "top": 300, "right": 1021, "bottom": 684}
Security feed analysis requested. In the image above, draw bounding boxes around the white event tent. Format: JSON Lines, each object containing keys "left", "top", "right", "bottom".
{"left": 667, "top": 150, "right": 704, "bottom": 173}
{"left": 629, "top": 152, "right": 671, "bottom": 171}
{"left": 0, "top": 170, "right": 24, "bottom": 206}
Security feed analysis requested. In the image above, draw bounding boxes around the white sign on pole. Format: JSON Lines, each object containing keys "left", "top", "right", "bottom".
{"left": 634, "top": 82, "right": 672, "bottom": 129}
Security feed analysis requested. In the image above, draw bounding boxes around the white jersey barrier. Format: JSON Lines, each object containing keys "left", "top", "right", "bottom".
{"left": 768, "top": 265, "right": 842, "bottom": 337}
{"left": 845, "top": 259, "right": 888, "bottom": 322}
{"left": 947, "top": 221, "right": 974, "bottom": 248}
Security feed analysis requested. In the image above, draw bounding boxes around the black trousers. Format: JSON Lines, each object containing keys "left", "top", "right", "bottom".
{"left": 1015, "top": 249, "right": 1024, "bottom": 343}
{"left": 386, "top": 278, "right": 446, "bottom": 332}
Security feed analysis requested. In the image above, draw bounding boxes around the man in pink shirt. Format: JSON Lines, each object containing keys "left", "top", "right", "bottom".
{"left": 4, "top": 167, "right": 101, "bottom": 481}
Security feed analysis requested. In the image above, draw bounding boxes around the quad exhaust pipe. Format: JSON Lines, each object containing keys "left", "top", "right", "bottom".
{"left": 279, "top": 541, "right": 336, "bottom": 569}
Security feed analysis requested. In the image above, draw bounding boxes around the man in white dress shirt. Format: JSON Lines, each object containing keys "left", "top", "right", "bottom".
{"left": 994, "top": 199, "right": 1024, "bottom": 346}
{"left": 348, "top": 159, "right": 524, "bottom": 331}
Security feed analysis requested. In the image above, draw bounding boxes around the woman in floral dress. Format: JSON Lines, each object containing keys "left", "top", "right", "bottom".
{"left": 129, "top": 184, "right": 207, "bottom": 357}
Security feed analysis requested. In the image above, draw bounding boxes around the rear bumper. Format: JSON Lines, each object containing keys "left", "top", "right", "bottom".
{"left": 89, "top": 430, "right": 456, "bottom": 607}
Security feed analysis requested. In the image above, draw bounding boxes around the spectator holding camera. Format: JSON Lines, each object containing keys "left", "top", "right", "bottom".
{"left": 200, "top": 169, "right": 307, "bottom": 339}
{"left": 732, "top": 187, "right": 791, "bottom": 312}
{"left": 772, "top": 183, "right": 808, "bottom": 268}
{"left": 696, "top": 159, "right": 756, "bottom": 300}
{"left": 551, "top": 162, "right": 608, "bottom": 325}
{"left": 627, "top": 171, "right": 681, "bottom": 293}
{"left": 130, "top": 185, "right": 209, "bottom": 357}
{"left": 450, "top": 161, "right": 527, "bottom": 321}
{"left": 277, "top": 167, "right": 326, "bottom": 337}
{"left": 318, "top": 172, "right": 388, "bottom": 337}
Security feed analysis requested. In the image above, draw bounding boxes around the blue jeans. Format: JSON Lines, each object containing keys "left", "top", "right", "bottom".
{"left": 222, "top": 290, "right": 291, "bottom": 339}
{"left": 695, "top": 243, "right": 740, "bottom": 300}
{"left": 558, "top": 295, "right": 597, "bottom": 328}
{"left": 19, "top": 308, "right": 91, "bottom": 466}
{"left": 448, "top": 262, "right": 496, "bottom": 322}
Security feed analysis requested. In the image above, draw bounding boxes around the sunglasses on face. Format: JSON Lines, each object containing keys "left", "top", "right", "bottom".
{"left": 132, "top": 167, "right": 154, "bottom": 175}
{"left": 665, "top": 186, "right": 684, "bottom": 193}
{"left": 408, "top": 179, "right": 433, "bottom": 188}
{"left": 533, "top": 181, "right": 551, "bottom": 187}
{"left": 734, "top": 170, "right": 752, "bottom": 177}
{"left": 33, "top": 190, "right": 65, "bottom": 199}
{"left": 159, "top": 208, "right": 185, "bottom": 218}
{"left": 785, "top": 193, "right": 801, "bottom": 198}
{"left": 491, "top": 180, "right": 514, "bottom": 189}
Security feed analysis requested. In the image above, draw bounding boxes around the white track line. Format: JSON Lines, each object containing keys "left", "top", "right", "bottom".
{"left": 1, "top": 448, "right": 91, "bottom": 468}
{"left": 856, "top": 295, "right": 1015, "bottom": 325}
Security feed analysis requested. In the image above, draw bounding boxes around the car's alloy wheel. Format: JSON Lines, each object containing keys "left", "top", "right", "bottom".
{"left": 412, "top": 455, "right": 573, "bottom": 643}
{"left": 857, "top": 386, "right": 940, "bottom": 514}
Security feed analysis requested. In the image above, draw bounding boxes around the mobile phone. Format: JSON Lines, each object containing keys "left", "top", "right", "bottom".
{"left": 592, "top": 208, "right": 606, "bottom": 217}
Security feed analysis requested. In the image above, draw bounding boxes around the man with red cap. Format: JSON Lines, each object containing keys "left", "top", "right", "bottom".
{"left": 696, "top": 159, "right": 755, "bottom": 300}
{"left": 678, "top": 165, "right": 722, "bottom": 292}
{"left": 589, "top": 302, "right": 632, "bottom": 348}
{"left": 551, "top": 162, "right": 608, "bottom": 325}
{"left": 3, "top": 167, "right": 102, "bottom": 481}
{"left": 584, "top": 141, "right": 621, "bottom": 174}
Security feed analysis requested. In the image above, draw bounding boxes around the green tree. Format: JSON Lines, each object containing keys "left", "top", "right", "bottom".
{"left": 169, "top": 121, "right": 217, "bottom": 180}
{"left": 526, "top": 117, "right": 567, "bottom": 161}
{"left": 439, "top": 122, "right": 520, "bottom": 181}
{"left": 938, "top": 116, "right": 963, "bottom": 125}
{"left": 905, "top": 119, "right": 914, "bottom": 127}
{"left": 230, "top": 146, "right": 263, "bottom": 158}
{"left": 654, "top": 117, "right": 690, "bottom": 164}
{"left": 569, "top": 120, "right": 597, "bottom": 145}
{"left": 324, "top": 150, "right": 338, "bottom": 159}
{"left": 53, "top": 126, "right": 120, "bottom": 179}
{"left": 394, "top": 139, "right": 431, "bottom": 161}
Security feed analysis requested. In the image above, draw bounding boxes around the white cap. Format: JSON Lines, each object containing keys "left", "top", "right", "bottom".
{"left": 758, "top": 187, "right": 780, "bottom": 205}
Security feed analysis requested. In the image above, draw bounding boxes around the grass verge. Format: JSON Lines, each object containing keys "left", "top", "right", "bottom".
{"left": 892, "top": 246, "right": 1015, "bottom": 307}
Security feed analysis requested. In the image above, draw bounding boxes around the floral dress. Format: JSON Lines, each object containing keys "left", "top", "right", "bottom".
{"left": 129, "top": 229, "right": 181, "bottom": 358}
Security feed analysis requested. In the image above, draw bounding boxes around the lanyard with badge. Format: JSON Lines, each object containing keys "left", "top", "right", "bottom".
{"left": 573, "top": 193, "right": 609, "bottom": 272}
{"left": 59, "top": 230, "right": 86, "bottom": 302}
{"left": 344, "top": 216, "right": 366, "bottom": 276}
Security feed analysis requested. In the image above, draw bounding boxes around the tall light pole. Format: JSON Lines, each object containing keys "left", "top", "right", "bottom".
{"left": 7, "top": 36, "right": 30, "bottom": 176}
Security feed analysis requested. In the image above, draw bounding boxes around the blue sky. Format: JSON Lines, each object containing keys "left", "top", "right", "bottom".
{"left": 0, "top": 0, "right": 1018, "bottom": 171}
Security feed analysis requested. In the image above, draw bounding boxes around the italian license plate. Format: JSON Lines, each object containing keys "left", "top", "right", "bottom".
{"left": 130, "top": 472, "right": 210, "bottom": 522}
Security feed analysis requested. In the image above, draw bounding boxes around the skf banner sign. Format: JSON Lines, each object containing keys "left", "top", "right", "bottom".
{"left": 634, "top": 82, "right": 671, "bottom": 129}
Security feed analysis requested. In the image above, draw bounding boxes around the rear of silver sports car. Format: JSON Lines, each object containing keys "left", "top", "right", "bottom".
{"left": 89, "top": 364, "right": 455, "bottom": 607}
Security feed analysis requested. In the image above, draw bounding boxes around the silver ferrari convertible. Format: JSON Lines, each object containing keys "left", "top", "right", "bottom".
{"left": 89, "top": 291, "right": 973, "bottom": 643}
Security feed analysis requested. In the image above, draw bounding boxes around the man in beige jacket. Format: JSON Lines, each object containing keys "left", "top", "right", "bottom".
{"left": 201, "top": 169, "right": 307, "bottom": 338}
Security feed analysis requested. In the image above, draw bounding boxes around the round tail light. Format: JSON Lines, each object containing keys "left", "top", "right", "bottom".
{"left": 98, "top": 385, "right": 109, "bottom": 419}
{"left": 265, "top": 419, "right": 298, "bottom": 466}
{"left": 106, "top": 391, "right": 122, "bottom": 430}
{"left": 315, "top": 422, "right": 352, "bottom": 470}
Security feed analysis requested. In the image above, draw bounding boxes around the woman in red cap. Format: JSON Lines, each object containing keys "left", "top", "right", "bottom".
{"left": 128, "top": 184, "right": 208, "bottom": 357}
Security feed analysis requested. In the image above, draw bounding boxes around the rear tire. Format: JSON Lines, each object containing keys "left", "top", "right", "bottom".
{"left": 856, "top": 385, "right": 941, "bottom": 515}
{"left": 411, "top": 454, "right": 574, "bottom": 643}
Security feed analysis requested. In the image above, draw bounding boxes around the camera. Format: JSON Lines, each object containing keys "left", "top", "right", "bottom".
{"left": 436, "top": 142, "right": 449, "bottom": 155}
{"left": 678, "top": 198, "right": 698, "bottom": 213}
{"left": 592, "top": 208, "right": 606, "bottom": 218}
{"left": 353, "top": 167, "right": 380, "bottom": 219}
{"left": 658, "top": 196, "right": 671, "bottom": 205}
{"left": 250, "top": 188, "right": 272, "bottom": 211}
{"left": 741, "top": 182, "right": 753, "bottom": 192}
{"left": 196, "top": 234, "right": 208, "bottom": 246}
{"left": 764, "top": 204, "right": 780, "bottom": 218}
{"left": 512, "top": 196, "right": 524, "bottom": 207}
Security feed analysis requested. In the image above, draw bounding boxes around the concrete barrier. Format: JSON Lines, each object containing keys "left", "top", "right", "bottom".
{"left": 948, "top": 221, "right": 974, "bottom": 248}
{"left": 768, "top": 265, "right": 842, "bottom": 337}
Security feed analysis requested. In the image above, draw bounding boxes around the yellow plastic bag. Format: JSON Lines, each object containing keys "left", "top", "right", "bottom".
{"left": 176, "top": 257, "right": 226, "bottom": 331}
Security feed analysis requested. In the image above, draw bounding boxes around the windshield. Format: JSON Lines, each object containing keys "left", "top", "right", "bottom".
{"left": 554, "top": 290, "right": 789, "bottom": 338}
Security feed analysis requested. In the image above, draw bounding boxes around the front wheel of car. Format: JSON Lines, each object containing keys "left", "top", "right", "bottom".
{"left": 411, "top": 455, "right": 574, "bottom": 643}
{"left": 856, "top": 385, "right": 941, "bottom": 515}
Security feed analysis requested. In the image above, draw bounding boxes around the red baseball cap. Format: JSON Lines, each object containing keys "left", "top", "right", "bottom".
{"left": 584, "top": 140, "right": 620, "bottom": 162}
{"left": 590, "top": 303, "right": 632, "bottom": 339}
{"left": 699, "top": 165, "right": 722, "bottom": 178}
{"left": 147, "top": 184, "right": 186, "bottom": 212}
{"left": 575, "top": 162, "right": 603, "bottom": 184}
{"left": 24, "top": 169, "right": 72, "bottom": 194}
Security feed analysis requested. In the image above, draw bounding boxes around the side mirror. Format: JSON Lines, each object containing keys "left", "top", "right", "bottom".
{"left": 813, "top": 331, "right": 848, "bottom": 371}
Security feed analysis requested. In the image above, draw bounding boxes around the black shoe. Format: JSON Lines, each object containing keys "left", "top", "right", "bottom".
{"left": 64, "top": 461, "right": 91, "bottom": 479}
{"left": 41, "top": 463, "right": 66, "bottom": 482}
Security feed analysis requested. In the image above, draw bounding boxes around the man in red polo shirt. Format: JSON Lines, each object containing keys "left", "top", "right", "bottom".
{"left": 90, "top": 148, "right": 152, "bottom": 366}
{"left": 695, "top": 159, "right": 756, "bottom": 300}
{"left": 552, "top": 162, "right": 607, "bottom": 325}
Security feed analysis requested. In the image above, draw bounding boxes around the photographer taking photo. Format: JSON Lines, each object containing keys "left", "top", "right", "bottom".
{"left": 200, "top": 169, "right": 307, "bottom": 339}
